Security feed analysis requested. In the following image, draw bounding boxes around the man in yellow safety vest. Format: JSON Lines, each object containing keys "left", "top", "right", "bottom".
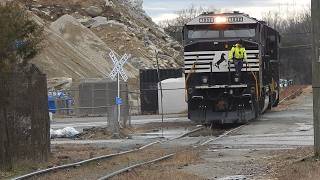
{"left": 228, "top": 40, "right": 247, "bottom": 77}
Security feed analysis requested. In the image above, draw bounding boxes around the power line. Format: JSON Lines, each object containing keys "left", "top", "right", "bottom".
{"left": 281, "top": 32, "right": 312, "bottom": 36}
{"left": 280, "top": 44, "right": 312, "bottom": 49}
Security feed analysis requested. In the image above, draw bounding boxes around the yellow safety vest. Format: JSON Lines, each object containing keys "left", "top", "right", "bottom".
{"left": 228, "top": 44, "right": 247, "bottom": 61}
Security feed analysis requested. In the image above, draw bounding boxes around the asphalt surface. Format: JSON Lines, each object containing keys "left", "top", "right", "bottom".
{"left": 51, "top": 114, "right": 189, "bottom": 130}
{"left": 183, "top": 88, "right": 314, "bottom": 179}
{"left": 50, "top": 114, "right": 192, "bottom": 149}
{"left": 211, "top": 89, "right": 313, "bottom": 149}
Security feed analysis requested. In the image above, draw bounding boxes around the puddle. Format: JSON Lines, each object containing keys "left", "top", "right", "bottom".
{"left": 295, "top": 123, "right": 313, "bottom": 131}
{"left": 130, "top": 128, "right": 189, "bottom": 139}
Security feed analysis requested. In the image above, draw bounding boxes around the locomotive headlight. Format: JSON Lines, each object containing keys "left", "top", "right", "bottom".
{"left": 202, "top": 76, "right": 208, "bottom": 84}
{"left": 234, "top": 77, "right": 239, "bottom": 83}
{"left": 215, "top": 16, "right": 227, "bottom": 24}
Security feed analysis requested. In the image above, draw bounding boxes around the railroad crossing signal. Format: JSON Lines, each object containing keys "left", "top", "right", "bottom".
{"left": 109, "top": 51, "right": 130, "bottom": 82}
{"left": 107, "top": 50, "right": 130, "bottom": 129}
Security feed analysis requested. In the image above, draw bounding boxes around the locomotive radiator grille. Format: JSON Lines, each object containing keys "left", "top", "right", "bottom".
{"left": 184, "top": 50, "right": 260, "bottom": 73}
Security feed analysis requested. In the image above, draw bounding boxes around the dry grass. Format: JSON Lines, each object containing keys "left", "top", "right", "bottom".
{"left": 79, "top": 127, "right": 132, "bottom": 140}
{"left": 277, "top": 160, "right": 320, "bottom": 180}
{"left": 112, "top": 148, "right": 204, "bottom": 180}
{"left": 262, "top": 147, "right": 320, "bottom": 180}
{"left": 50, "top": 144, "right": 113, "bottom": 165}
{"left": 1, "top": 144, "right": 113, "bottom": 179}
{"left": 21, "top": 146, "right": 203, "bottom": 180}
{"left": 33, "top": 146, "right": 169, "bottom": 180}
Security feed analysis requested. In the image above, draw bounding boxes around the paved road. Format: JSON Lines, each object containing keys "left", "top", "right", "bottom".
{"left": 51, "top": 114, "right": 189, "bottom": 130}
{"left": 211, "top": 89, "right": 313, "bottom": 149}
{"left": 183, "top": 88, "right": 314, "bottom": 179}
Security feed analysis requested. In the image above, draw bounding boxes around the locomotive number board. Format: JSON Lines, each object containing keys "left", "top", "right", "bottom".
{"left": 188, "top": 15, "right": 257, "bottom": 25}
{"left": 198, "top": 16, "right": 245, "bottom": 24}
{"left": 228, "top": 17, "right": 244, "bottom": 23}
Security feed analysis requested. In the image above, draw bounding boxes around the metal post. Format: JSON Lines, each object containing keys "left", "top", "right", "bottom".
{"left": 156, "top": 51, "right": 164, "bottom": 138}
{"left": 108, "top": 50, "right": 129, "bottom": 129}
{"left": 117, "top": 73, "right": 121, "bottom": 127}
{"left": 312, "top": 0, "right": 320, "bottom": 157}
{"left": 313, "top": 0, "right": 320, "bottom": 155}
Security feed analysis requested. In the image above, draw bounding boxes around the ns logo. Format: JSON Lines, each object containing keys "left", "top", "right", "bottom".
{"left": 214, "top": 53, "right": 227, "bottom": 69}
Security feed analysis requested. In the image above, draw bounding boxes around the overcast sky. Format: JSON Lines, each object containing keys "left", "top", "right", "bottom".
{"left": 143, "top": 0, "right": 311, "bottom": 23}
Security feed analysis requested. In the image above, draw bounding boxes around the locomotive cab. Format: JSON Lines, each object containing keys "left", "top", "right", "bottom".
{"left": 183, "top": 12, "right": 280, "bottom": 125}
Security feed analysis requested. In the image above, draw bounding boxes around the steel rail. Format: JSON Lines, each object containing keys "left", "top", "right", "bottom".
{"left": 168, "top": 126, "right": 204, "bottom": 141}
{"left": 97, "top": 153, "right": 175, "bottom": 180}
{"left": 12, "top": 127, "right": 204, "bottom": 180}
{"left": 97, "top": 125, "right": 246, "bottom": 179}
{"left": 12, "top": 148, "right": 144, "bottom": 180}
{"left": 200, "top": 124, "right": 247, "bottom": 146}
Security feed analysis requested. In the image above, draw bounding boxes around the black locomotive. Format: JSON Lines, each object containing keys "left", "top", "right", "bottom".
{"left": 183, "top": 12, "right": 280, "bottom": 124}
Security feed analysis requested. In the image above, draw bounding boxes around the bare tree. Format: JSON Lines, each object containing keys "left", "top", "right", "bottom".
{"left": 158, "top": 5, "right": 212, "bottom": 43}
{"left": 263, "top": 9, "right": 312, "bottom": 84}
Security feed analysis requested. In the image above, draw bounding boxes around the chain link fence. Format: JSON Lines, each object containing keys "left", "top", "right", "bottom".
{"left": 49, "top": 75, "right": 187, "bottom": 127}
{"left": 49, "top": 79, "right": 134, "bottom": 127}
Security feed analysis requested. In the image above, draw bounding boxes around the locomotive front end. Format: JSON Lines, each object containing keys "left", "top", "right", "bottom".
{"left": 184, "top": 12, "right": 280, "bottom": 125}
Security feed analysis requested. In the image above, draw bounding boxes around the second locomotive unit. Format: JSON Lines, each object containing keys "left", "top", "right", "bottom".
{"left": 183, "top": 12, "right": 280, "bottom": 125}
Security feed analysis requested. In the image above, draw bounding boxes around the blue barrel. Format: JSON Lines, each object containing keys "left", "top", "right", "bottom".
{"left": 48, "top": 96, "right": 56, "bottom": 113}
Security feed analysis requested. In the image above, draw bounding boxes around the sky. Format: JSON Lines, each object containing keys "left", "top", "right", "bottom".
{"left": 143, "top": 0, "right": 311, "bottom": 23}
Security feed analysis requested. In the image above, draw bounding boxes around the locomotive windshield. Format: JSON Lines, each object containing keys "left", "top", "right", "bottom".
{"left": 224, "top": 29, "right": 255, "bottom": 38}
{"left": 188, "top": 30, "right": 219, "bottom": 39}
{"left": 184, "top": 24, "right": 257, "bottom": 42}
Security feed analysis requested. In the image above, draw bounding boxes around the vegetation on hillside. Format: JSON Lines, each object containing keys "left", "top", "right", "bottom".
{"left": 0, "top": 2, "right": 43, "bottom": 73}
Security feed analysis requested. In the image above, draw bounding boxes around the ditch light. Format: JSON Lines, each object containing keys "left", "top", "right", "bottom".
{"left": 215, "top": 16, "right": 227, "bottom": 24}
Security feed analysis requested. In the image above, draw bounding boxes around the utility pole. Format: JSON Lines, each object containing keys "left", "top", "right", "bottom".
{"left": 312, "top": 0, "right": 320, "bottom": 157}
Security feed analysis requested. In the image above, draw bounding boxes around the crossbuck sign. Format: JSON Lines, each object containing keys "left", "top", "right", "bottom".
{"left": 108, "top": 50, "right": 130, "bottom": 128}
{"left": 109, "top": 51, "right": 130, "bottom": 82}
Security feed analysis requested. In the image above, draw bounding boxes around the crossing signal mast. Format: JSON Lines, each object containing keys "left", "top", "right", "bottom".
{"left": 312, "top": 0, "right": 320, "bottom": 157}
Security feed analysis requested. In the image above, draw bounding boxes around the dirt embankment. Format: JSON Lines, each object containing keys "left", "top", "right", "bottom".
{"left": 274, "top": 85, "right": 310, "bottom": 111}
{"left": 279, "top": 85, "right": 309, "bottom": 101}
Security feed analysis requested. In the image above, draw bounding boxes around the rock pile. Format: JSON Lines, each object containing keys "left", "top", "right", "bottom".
{"left": 20, "top": 0, "right": 183, "bottom": 113}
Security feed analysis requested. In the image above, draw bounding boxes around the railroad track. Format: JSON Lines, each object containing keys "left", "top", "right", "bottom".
{"left": 14, "top": 88, "right": 303, "bottom": 180}
{"left": 94, "top": 88, "right": 305, "bottom": 179}
{"left": 12, "top": 124, "right": 245, "bottom": 180}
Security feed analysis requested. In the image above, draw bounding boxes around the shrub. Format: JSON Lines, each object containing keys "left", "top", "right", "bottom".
{"left": 0, "top": 2, "right": 43, "bottom": 73}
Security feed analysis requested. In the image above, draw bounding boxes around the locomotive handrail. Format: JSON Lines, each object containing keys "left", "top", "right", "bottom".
{"left": 185, "top": 55, "right": 199, "bottom": 102}
{"left": 228, "top": 60, "right": 232, "bottom": 85}
{"left": 248, "top": 66, "right": 260, "bottom": 101}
